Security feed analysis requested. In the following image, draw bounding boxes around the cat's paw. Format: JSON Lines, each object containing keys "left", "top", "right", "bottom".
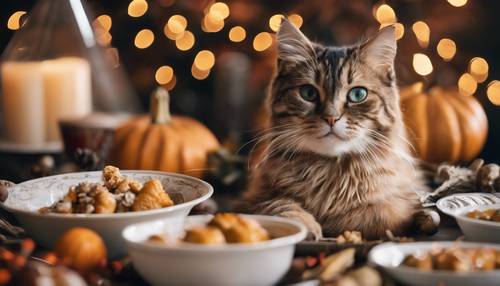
{"left": 280, "top": 210, "right": 323, "bottom": 241}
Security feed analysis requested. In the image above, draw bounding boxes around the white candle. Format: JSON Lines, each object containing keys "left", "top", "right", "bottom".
{"left": 1, "top": 62, "right": 45, "bottom": 144}
{"left": 42, "top": 57, "right": 92, "bottom": 141}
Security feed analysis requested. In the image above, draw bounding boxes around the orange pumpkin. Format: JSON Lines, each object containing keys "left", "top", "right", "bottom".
{"left": 55, "top": 227, "right": 107, "bottom": 273}
{"left": 400, "top": 82, "right": 488, "bottom": 164}
{"left": 112, "top": 87, "right": 220, "bottom": 178}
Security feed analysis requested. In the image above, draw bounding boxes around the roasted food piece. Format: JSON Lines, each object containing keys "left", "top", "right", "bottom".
{"left": 183, "top": 227, "right": 226, "bottom": 245}
{"left": 94, "top": 189, "right": 116, "bottom": 214}
{"left": 336, "top": 231, "right": 363, "bottom": 244}
{"left": 208, "top": 213, "right": 240, "bottom": 231}
{"left": 132, "top": 179, "right": 173, "bottom": 211}
{"left": 147, "top": 234, "right": 169, "bottom": 245}
{"left": 403, "top": 253, "right": 433, "bottom": 271}
{"left": 103, "top": 165, "right": 122, "bottom": 189}
{"left": 467, "top": 208, "right": 500, "bottom": 222}
{"left": 209, "top": 213, "right": 269, "bottom": 243}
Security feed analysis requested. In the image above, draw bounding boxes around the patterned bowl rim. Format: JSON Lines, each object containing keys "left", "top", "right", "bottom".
{"left": 436, "top": 193, "right": 500, "bottom": 227}
{"left": 0, "top": 170, "right": 213, "bottom": 220}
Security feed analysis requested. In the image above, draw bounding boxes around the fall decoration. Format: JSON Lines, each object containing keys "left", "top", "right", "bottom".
{"left": 54, "top": 227, "right": 107, "bottom": 273}
{"left": 112, "top": 87, "right": 220, "bottom": 178}
{"left": 400, "top": 83, "right": 488, "bottom": 164}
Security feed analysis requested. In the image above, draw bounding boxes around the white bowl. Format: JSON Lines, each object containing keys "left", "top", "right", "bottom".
{"left": 0, "top": 171, "right": 213, "bottom": 258}
{"left": 369, "top": 241, "right": 500, "bottom": 286}
{"left": 123, "top": 214, "right": 307, "bottom": 286}
{"left": 436, "top": 193, "right": 500, "bottom": 243}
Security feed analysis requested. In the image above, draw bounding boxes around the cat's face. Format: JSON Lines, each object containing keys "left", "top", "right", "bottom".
{"left": 269, "top": 20, "right": 401, "bottom": 157}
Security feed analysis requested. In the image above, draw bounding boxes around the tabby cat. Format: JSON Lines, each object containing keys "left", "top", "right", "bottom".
{"left": 244, "top": 19, "right": 427, "bottom": 240}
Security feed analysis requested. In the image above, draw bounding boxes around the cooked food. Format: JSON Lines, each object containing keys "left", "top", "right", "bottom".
{"left": 39, "top": 166, "right": 173, "bottom": 214}
{"left": 402, "top": 247, "right": 500, "bottom": 272}
{"left": 184, "top": 227, "right": 226, "bottom": 245}
{"left": 336, "top": 231, "right": 363, "bottom": 244}
{"left": 466, "top": 208, "right": 500, "bottom": 222}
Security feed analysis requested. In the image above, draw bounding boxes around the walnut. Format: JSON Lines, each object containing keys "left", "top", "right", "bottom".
{"left": 94, "top": 189, "right": 116, "bottom": 214}
{"left": 115, "top": 178, "right": 143, "bottom": 194}
{"left": 183, "top": 227, "right": 226, "bottom": 245}
{"left": 54, "top": 201, "right": 73, "bottom": 214}
{"left": 132, "top": 179, "right": 173, "bottom": 211}
{"left": 114, "top": 191, "right": 136, "bottom": 212}
{"left": 103, "top": 165, "right": 122, "bottom": 189}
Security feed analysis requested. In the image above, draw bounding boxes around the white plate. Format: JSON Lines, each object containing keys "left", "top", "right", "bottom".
{"left": 123, "top": 215, "right": 307, "bottom": 286}
{"left": 369, "top": 241, "right": 500, "bottom": 286}
{"left": 1, "top": 171, "right": 213, "bottom": 258}
{"left": 436, "top": 193, "right": 500, "bottom": 243}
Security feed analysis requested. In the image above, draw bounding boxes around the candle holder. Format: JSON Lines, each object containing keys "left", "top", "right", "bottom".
{"left": 0, "top": 0, "right": 139, "bottom": 153}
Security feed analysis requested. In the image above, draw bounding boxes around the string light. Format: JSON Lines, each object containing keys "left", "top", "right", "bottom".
{"left": 412, "top": 53, "right": 433, "bottom": 76}
{"left": 380, "top": 23, "right": 404, "bottom": 40}
{"left": 487, "top": 81, "right": 500, "bottom": 106}
{"left": 253, "top": 32, "right": 273, "bottom": 52}
{"left": 437, "top": 38, "right": 456, "bottom": 61}
{"left": 412, "top": 21, "right": 430, "bottom": 48}
{"left": 94, "top": 15, "right": 112, "bottom": 31}
{"left": 269, "top": 14, "right": 284, "bottom": 32}
{"left": 288, "top": 14, "right": 303, "bottom": 28}
{"left": 155, "top": 65, "right": 174, "bottom": 85}
{"left": 134, "top": 29, "right": 154, "bottom": 49}
{"left": 229, "top": 26, "right": 246, "bottom": 42}
{"left": 191, "top": 64, "right": 210, "bottom": 80}
{"left": 458, "top": 73, "right": 477, "bottom": 96}
{"left": 128, "top": 0, "right": 148, "bottom": 18}
{"left": 375, "top": 4, "right": 396, "bottom": 24}
{"left": 194, "top": 50, "right": 215, "bottom": 70}
{"left": 7, "top": 11, "right": 26, "bottom": 30}
{"left": 208, "top": 2, "right": 230, "bottom": 19}
{"left": 468, "top": 57, "right": 489, "bottom": 83}
{"left": 175, "top": 30, "right": 195, "bottom": 51}
{"left": 447, "top": 0, "right": 468, "bottom": 7}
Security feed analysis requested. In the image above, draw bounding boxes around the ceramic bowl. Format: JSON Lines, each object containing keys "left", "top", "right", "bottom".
{"left": 122, "top": 214, "right": 307, "bottom": 286}
{"left": 369, "top": 241, "right": 500, "bottom": 286}
{"left": 436, "top": 193, "right": 500, "bottom": 243}
{"left": 1, "top": 171, "right": 213, "bottom": 258}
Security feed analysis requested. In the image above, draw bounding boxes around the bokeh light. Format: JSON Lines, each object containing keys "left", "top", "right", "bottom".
{"left": 128, "top": 0, "right": 148, "bottom": 18}
{"left": 412, "top": 53, "right": 433, "bottom": 76}
{"left": 194, "top": 50, "right": 215, "bottom": 71}
{"left": 288, "top": 14, "right": 303, "bottom": 28}
{"left": 487, "top": 81, "right": 500, "bottom": 106}
{"left": 94, "top": 15, "right": 112, "bottom": 31}
{"left": 192, "top": 64, "right": 211, "bottom": 80}
{"left": 458, "top": 73, "right": 477, "bottom": 96}
{"left": 375, "top": 4, "right": 396, "bottom": 24}
{"left": 447, "top": 0, "right": 468, "bottom": 7}
{"left": 437, "top": 38, "right": 456, "bottom": 61}
{"left": 164, "top": 74, "right": 177, "bottom": 91}
{"left": 412, "top": 21, "right": 430, "bottom": 48}
{"left": 253, "top": 32, "right": 273, "bottom": 52}
{"left": 7, "top": 11, "right": 26, "bottom": 30}
{"left": 380, "top": 23, "right": 404, "bottom": 40}
{"left": 155, "top": 66, "right": 174, "bottom": 85}
{"left": 469, "top": 57, "right": 489, "bottom": 83}
{"left": 269, "top": 14, "right": 284, "bottom": 32}
{"left": 209, "top": 2, "right": 230, "bottom": 19}
{"left": 134, "top": 29, "right": 154, "bottom": 49}
{"left": 167, "top": 15, "right": 187, "bottom": 34}
{"left": 175, "top": 30, "right": 195, "bottom": 51}
{"left": 203, "top": 13, "right": 224, "bottom": 33}
{"left": 229, "top": 26, "right": 246, "bottom": 42}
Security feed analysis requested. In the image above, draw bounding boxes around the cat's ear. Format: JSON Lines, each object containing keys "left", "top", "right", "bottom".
{"left": 359, "top": 26, "right": 397, "bottom": 68}
{"left": 277, "top": 18, "right": 315, "bottom": 64}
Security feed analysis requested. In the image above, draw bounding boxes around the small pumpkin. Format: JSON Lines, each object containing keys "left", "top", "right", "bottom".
{"left": 55, "top": 227, "right": 107, "bottom": 273}
{"left": 112, "top": 88, "right": 220, "bottom": 178}
{"left": 400, "top": 82, "right": 488, "bottom": 164}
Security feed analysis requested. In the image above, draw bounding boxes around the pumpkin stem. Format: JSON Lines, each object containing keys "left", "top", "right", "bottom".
{"left": 151, "top": 87, "right": 172, "bottom": 124}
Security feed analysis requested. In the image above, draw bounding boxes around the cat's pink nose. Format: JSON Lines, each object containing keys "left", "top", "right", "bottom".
{"left": 323, "top": 116, "right": 336, "bottom": 127}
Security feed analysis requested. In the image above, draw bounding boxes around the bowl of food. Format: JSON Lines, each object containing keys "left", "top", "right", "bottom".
{"left": 368, "top": 241, "right": 500, "bottom": 286}
{"left": 0, "top": 166, "right": 213, "bottom": 258}
{"left": 122, "top": 213, "right": 307, "bottom": 286}
{"left": 436, "top": 193, "right": 500, "bottom": 243}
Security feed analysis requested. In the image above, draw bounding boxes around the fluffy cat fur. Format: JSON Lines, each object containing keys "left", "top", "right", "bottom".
{"left": 243, "top": 20, "right": 428, "bottom": 240}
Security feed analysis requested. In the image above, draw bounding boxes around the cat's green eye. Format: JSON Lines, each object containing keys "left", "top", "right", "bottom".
{"left": 347, "top": 87, "right": 368, "bottom": 103}
{"left": 299, "top": 85, "right": 319, "bottom": 102}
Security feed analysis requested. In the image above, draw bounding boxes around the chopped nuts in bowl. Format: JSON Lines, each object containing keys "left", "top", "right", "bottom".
{"left": 0, "top": 167, "right": 213, "bottom": 258}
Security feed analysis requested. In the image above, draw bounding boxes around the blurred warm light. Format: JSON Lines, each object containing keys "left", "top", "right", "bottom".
{"left": 164, "top": 74, "right": 177, "bottom": 91}
{"left": 380, "top": 23, "right": 404, "bottom": 40}
{"left": 436, "top": 38, "right": 456, "bottom": 61}
{"left": 155, "top": 66, "right": 174, "bottom": 85}
{"left": 229, "top": 26, "right": 246, "bottom": 42}
{"left": 269, "top": 14, "right": 284, "bottom": 32}
{"left": 167, "top": 15, "right": 187, "bottom": 34}
{"left": 203, "top": 13, "right": 224, "bottom": 33}
{"left": 175, "top": 30, "right": 195, "bottom": 51}
{"left": 487, "top": 81, "right": 500, "bottom": 106}
{"left": 412, "top": 21, "right": 430, "bottom": 48}
{"left": 412, "top": 53, "right": 433, "bottom": 76}
{"left": 194, "top": 50, "right": 215, "bottom": 71}
{"left": 96, "top": 30, "right": 112, "bottom": 46}
{"left": 192, "top": 64, "right": 211, "bottom": 80}
{"left": 209, "top": 2, "right": 230, "bottom": 19}
{"left": 105, "top": 48, "right": 120, "bottom": 67}
{"left": 375, "top": 4, "right": 396, "bottom": 24}
{"left": 447, "top": 0, "right": 468, "bottom": 7}
{"left": 253, "top": 32, "right": 273, "bottom": 52}
{"left": 469, "top": 57, "right": 489, "bottom": 83}
{"left": 458, "top": 73, "right": 477, "bottom": 96}
{"left": 134, "top": 29, "right": 154, "bottom": 49}
{"left": 128, "top": 0, "right": 148, "bottom": 17}
{"left": 94, "top": 15, "right": 112, "bottom": 31}
{"left": 164, "top": 25, "right": 183, "bottom": 40}
{"left": 288, "top": 14, "right": 303, "bottom": 28}
{"left": 7, "top": 11, "right": 26, "bottom": 30}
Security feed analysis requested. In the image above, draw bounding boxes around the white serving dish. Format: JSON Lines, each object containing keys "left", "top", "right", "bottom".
{"left": 369, "top": 241, "right": 500, "bottom": 286}
{"left": 436, "top": 193, "right": 500, "bottom": 243}
{"left": 0, "top": 171, "right": 213, "bottom": 258}
{"left": 123, "top": 214, "right": 307, "bottom": 286}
